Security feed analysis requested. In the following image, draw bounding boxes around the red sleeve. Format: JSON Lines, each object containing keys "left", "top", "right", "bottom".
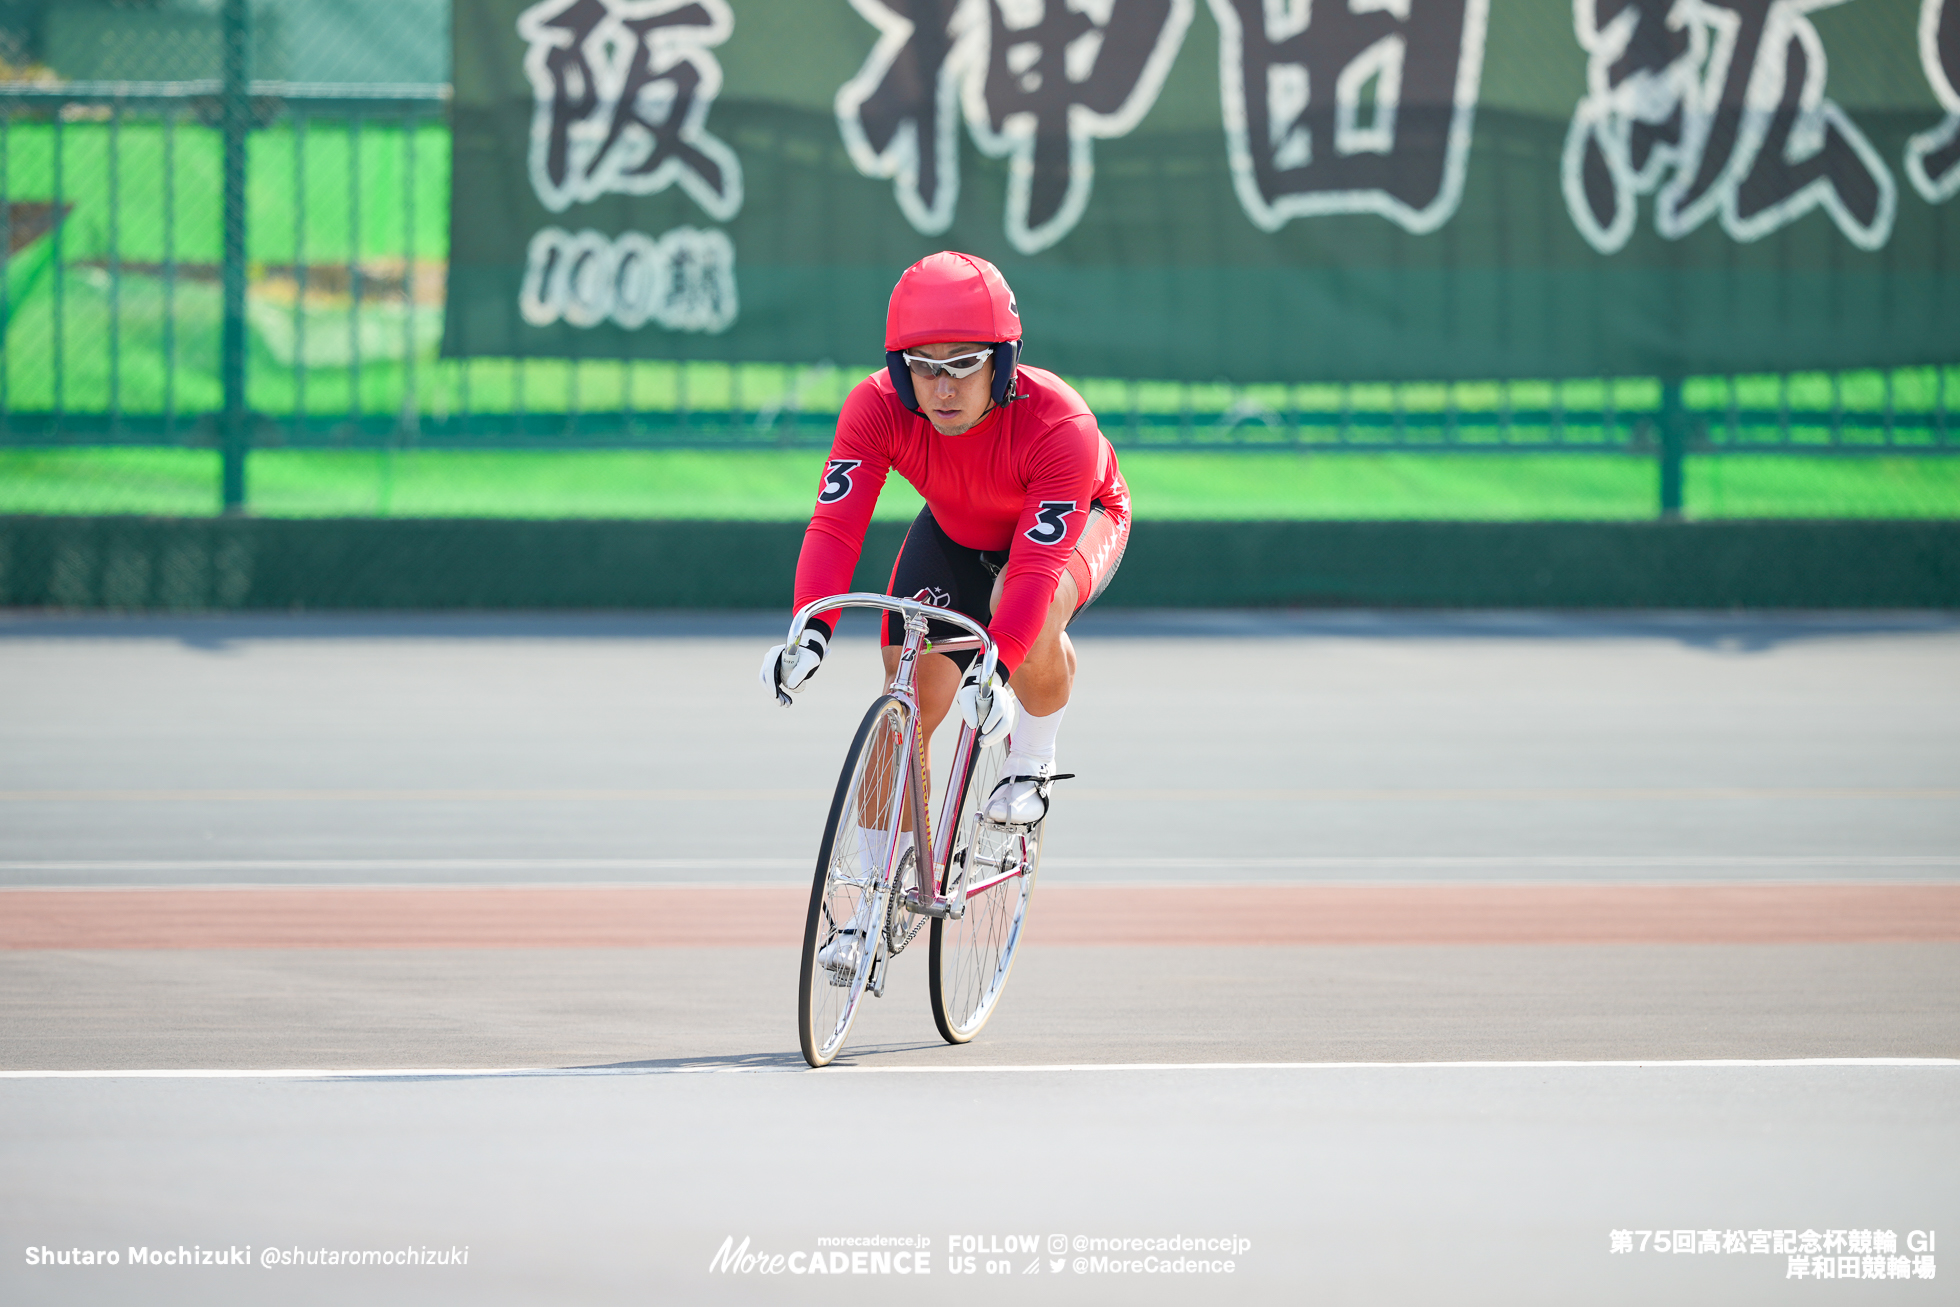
{"left": 989, "top": 416, "right": 1102, "bottom": 674}
{"left": 792, "top": 379, "right": 897, "bottom": 633}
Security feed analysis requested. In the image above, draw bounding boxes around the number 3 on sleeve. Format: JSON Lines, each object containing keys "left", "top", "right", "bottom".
{"left": 1023, "top": 500, "right": 1078, "bottom": 545}
{"left": 818, "top": 459, "right": 861, "bottom": 504}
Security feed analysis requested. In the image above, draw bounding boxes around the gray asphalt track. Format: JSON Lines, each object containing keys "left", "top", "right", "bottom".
{"left": 3, "top": 610, "right": 1956, "bottom": 880}
{"left": 4, "top": 944, "right": 1957, "bottom": 1069}
{"left": 2, "top": 1065, "right": 1953, "bottom": 1306}
{"left": 2, "top": 611, "right": 1956, "bottom": 1304}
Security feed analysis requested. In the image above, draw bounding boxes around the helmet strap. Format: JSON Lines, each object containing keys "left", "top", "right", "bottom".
{"left": 885, "top": 351, "right": 920, "bottom": 412}
{"left": 990, "top": 340, "right": 1021, "bottom": 406}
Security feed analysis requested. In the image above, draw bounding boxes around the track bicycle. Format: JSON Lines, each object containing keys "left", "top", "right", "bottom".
{"left": 781, "top": 594, "right": 1044, "bottom": 1068}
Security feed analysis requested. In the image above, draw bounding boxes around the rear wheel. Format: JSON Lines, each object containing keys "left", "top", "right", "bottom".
{"left": 798, "top": 695, "right": 913, "bottom": 1068}
{"left": 928, "top": 734, "right": 1040, "bottom": 1043}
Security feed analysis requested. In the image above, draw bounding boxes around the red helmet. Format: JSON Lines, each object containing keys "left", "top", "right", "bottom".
{"left": 883, "top": 252, "right": 1023, "bottom": 413}
{"left": 884, "top": 251, "right": 1021, "bottom": 350}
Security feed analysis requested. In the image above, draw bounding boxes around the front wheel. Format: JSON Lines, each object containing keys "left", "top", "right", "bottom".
{"left": 929, "top": 734, "right": 1040, "bottom": 1043}
{"left": 798, "top": 694, "right": 912, "bottom": 1068}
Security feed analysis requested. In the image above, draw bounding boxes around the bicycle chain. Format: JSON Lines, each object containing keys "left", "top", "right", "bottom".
{"left": 884, "top": 848, "right": 927, "bottom": 955}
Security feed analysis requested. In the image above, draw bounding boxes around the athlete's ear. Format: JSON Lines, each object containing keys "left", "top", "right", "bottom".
{"left": 990, "top": 340, "right": 1021, "bottom": 405}
{"left": 886, "top": 351, "right": 922, "bottom": 412}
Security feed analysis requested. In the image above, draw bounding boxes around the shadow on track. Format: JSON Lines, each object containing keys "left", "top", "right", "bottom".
{"left": 320, "top": 1043, "right": 959, "bottom": 1081}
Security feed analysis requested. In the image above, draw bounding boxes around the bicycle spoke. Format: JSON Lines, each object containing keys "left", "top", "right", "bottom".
{"left": 800, "top": 696, "right": 912, "bottom": 1067}
{"left": 930, "top": 734, "right": 1038, "bottom": 1043}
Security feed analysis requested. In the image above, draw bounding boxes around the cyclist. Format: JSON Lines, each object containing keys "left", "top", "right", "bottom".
{"left": 762, "top": 250, "right": 1130, "bottom": 837}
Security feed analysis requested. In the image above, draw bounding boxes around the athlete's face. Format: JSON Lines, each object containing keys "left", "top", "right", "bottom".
{"left": 910, "top": 340, "right": 995, "bottom": 436}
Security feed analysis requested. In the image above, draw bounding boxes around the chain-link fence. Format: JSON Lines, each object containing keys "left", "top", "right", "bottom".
{"left": 0, "top": 0, "right": 452, "bottom": 514}
{"left": 0, "top": 2, "right": 1954, "bottom": 519}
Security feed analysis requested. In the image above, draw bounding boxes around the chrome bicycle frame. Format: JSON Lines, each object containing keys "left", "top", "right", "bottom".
{"left": 786, "top": 593, "right": 1005, "bottom": 919}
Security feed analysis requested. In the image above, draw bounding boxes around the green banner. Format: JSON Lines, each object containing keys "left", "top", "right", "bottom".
{"left": 445, "top": 0, "right": 1960, "bottom": 381}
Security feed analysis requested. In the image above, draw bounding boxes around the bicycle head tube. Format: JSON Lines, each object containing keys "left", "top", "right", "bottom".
{"left": 787, "top": 593, "right": 999, "bottom": 688}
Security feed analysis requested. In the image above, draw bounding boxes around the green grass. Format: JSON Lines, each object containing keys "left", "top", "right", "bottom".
{"left": 3, "top": 447, "right": 1956, "bottom": 520}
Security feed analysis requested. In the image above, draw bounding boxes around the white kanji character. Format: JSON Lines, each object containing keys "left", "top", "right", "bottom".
{"left": 517, "top": 0, "right": 743, "bottom": 218}
{"left": 1210, "top": 0, "right": 1491, "bottom": 235}
{"left": 1907, "top": 0, "right": 1960, "bottom": 202}
{"left": 968, "top": 0, "right": 1198, "bottom": 251}
{"left": 1610, "top": 1230, "right": 1633, "bottom": 1254}
{"left": 1562, "top": 0, "right": 1896, "bottom": 252}
{"left": 839, "top": 0, "right": 1195, "bottom": 253}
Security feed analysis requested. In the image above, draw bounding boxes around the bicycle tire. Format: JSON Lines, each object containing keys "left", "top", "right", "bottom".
{"left": 798, "top": 694, "right": 913, "bottom": 1068}
{"left": 928, "top": 733, "right": 1039, "bottom": 1044}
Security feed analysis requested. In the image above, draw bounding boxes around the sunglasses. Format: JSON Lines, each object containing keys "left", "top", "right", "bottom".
{"left": 901, "top": 348, "right": 991, "bottom": 380}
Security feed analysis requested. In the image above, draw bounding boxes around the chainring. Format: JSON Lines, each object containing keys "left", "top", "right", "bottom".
{"left": 884, "top": 847, "right": 927, "bottom": 955}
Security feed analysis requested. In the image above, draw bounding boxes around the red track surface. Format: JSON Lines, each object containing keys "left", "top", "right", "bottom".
{"left": 4, "top": 883, "right": 1957, "bottom": 949}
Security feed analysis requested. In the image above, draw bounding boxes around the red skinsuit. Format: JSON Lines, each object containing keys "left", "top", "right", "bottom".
{"left": 794, "top": 365, "right": 1129, "bottom": 674}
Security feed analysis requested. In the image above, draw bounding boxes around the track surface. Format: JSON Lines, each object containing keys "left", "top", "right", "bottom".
{"left": 5, "top": 610, "right": 1956, "bottom": 880}
{"left": 2, "top": 611, "right": 1956, "bottom": 1304}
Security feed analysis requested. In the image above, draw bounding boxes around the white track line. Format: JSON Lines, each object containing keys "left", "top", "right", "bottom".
{"left": 1, "top": 1059, "right": 1954, "bottom": 1081}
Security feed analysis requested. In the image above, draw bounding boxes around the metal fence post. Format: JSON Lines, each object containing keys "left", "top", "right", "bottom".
{"left": 1658, "top": 377, "right": 1687, "bottom": 520}
{"left": 220, "top": 0, "right": 250, "bottom": 512}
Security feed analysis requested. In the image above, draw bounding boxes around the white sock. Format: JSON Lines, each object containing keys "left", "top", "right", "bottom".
{"left": 1006, "top": 704, "right": 1066, "bottom": 770}
{"left": 856, "top": 826, "right": 914, "bottom": 867}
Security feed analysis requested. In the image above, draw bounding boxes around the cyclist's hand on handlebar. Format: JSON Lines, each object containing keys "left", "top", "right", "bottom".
{"left": 955, "top": 666, "right": 1017, "bottom": 746}
{"left": 760, "top": 629, "right": 827, "bottom": 706}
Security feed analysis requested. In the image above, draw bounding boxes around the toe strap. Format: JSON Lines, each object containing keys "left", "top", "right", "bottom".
{"left": 986, "top": 772, "right": 1076, "bottom": 822}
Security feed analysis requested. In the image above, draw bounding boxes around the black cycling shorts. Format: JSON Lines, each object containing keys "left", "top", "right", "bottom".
{"left": 881, "top": 503, "right": 1126, "bottom": 673}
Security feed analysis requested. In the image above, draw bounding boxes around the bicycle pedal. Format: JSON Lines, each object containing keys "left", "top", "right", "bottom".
{"left": 818, "top": 927, "right": 865, "bottom": 984}
{"left": 982, "top": 816, "right": 1040, "bottom": 834}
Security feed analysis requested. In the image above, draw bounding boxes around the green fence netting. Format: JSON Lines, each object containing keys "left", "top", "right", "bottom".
{"left": 0, "top": 2, "right": 1954, "bottom": 521}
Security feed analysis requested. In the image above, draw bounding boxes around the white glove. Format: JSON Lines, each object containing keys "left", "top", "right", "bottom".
{"left": 954, "top": 666, "right": 1017, "bottom": 746}
{"left": 760, "top": 629, "right": 827, "bottom": 706}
